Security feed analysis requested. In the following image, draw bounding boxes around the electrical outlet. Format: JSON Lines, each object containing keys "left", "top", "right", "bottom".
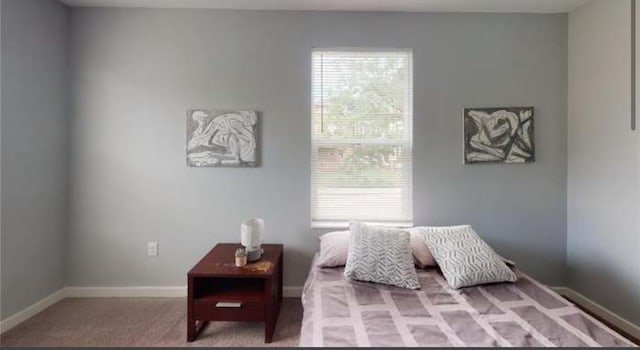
{"left": 147, "top": 242, "right": 158, "bottom": 257}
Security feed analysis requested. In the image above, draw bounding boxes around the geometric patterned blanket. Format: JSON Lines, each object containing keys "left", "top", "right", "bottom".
{"left": 300, "top": 255, "right": 635, "bottom": 347}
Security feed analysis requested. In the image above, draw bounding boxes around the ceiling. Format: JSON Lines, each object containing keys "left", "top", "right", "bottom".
{"left": 59, "top": 0, "right": 590, "bottom": 13}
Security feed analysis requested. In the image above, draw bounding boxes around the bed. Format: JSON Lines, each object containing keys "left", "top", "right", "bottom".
{"left": 300, "top": 254, "right": 635, "bottom": 347}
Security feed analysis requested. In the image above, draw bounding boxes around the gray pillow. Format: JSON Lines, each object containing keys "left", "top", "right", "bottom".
{"left": 422, "top": 225, "right": 517, "bottom": 289}
{"left": 344, "top": 222, "right": 420, "bottom": 290}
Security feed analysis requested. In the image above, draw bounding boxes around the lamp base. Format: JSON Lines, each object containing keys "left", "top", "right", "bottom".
{"left": 247, "top": 248, "right": 263, "bottom": 262}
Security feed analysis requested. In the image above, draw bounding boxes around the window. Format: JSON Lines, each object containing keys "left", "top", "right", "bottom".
{"left": 311, "top": 49, "right": 413, "bottom": 228}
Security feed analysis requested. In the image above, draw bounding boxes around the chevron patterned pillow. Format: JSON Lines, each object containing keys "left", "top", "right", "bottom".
{"left": 344, "top": 222, "right": 420, "bottom": 290}
{"left": 422, "top": 225, "right": 517, "bottom": 289}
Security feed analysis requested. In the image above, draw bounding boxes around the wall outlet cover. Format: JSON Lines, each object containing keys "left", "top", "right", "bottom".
{"left": 147, "top": 242, "right": 158, "bottom": 257}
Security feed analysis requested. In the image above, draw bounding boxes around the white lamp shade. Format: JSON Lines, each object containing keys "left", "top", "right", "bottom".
{"left": 241, "top": 218, "right": 263, "bottom": 249}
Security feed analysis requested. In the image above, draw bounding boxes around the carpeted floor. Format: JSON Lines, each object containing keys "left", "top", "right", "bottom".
{"left": 0, "top": 298, "right": 302, "bottom": 347}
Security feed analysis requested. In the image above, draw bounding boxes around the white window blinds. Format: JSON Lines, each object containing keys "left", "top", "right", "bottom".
{"left": 311, "top": 49, "right": 413, "bottom": 228}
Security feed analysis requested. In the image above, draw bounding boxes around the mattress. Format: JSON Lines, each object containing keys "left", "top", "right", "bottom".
{"left": 300, "top": 255, "right": 635, "bottom": 347}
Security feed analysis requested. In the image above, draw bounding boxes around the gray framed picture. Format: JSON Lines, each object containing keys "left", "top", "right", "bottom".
{"left": 186, "top": 109, "right": 259, "bottom": 167}
{"left": 463, "top": 107, "right": 534, "bottom": 164}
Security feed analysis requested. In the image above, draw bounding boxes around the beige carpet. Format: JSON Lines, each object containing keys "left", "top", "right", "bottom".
{"left": 0, "top": 298, "right": 302, "bottom": 347}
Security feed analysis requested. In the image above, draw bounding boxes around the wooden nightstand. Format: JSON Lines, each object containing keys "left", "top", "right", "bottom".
{"left": 186, "top": 243, "right": 283, "bottom": 343}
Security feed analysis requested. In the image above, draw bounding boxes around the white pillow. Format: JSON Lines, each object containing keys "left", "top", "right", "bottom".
{"left": 416, "top": 226, "right": 516, "bottom": 267}
{"left": 422, "top": 225, "right": 517, "bottom": 289}
{"left": 407, "top": 227, "right": 437, "bottom": 267}
{"left": 344, "top": 222, "right": 420, "bottom": 289}
{"left": 317, "top": 230, "right": 350, "bottom": 267}
{"left": 317, "top": 229, "right": 437, "bottom": 268}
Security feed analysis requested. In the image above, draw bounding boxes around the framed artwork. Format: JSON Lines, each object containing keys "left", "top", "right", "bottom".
{"left": 186, "top": 109, "right": 259, "bottom": 167}
{"left": 464, "top": 107, "right": 534, "bottom": 164}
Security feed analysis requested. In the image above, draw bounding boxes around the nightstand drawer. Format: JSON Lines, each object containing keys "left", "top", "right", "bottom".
{"left": 193, "top": 300, "right": 264, "bottom": 321}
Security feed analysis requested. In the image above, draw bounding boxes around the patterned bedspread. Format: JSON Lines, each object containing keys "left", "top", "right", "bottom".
{"left": 300, "top": 255, "right": 635, "bottom": 347}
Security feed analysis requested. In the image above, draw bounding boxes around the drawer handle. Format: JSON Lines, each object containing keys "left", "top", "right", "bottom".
{"left": 215, "top": 302, "right": 242, "bottom": 308}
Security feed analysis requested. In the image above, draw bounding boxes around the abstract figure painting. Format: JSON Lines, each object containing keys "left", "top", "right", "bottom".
{"left": 186, "top": 109, "right": 258, "bottom": 167}
{"left": 464, "top": 107, "right": 534, "bottom": 164}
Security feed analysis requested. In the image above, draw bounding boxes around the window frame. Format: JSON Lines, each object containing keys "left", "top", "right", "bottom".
{"left": 310, "top": 48, "right": 414, "bottom": 229}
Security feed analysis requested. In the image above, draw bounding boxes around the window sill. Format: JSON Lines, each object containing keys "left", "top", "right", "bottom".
{"left": 311, "top": 221, "right": 414, "bottom": 230}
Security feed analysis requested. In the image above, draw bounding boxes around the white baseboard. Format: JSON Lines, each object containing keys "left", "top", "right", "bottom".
{"left": 1, "top": 285, "right": 303, "bottom": 334}
{"left": 64, "top": 286, "right": 188, "bottom": 298}
{"left": 552, "top": 286, "right": 640, "bottom": 340}
{"left": 284, "top": 286, "right": 303, "bottom": 298}
{"left": 0, "top": 289, "right": 65, "bottom": 334}
{"left": 64, "top": 286, "right": 303, "bottom": 298}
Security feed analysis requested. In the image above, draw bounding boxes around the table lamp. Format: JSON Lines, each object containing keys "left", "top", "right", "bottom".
{"left": 241, "top": 218, "right": 264, "bottom": 261}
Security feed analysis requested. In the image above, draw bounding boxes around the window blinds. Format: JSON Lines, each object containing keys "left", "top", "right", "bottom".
{"left": 311, "top": 49, "right": 413, "bottom": 227}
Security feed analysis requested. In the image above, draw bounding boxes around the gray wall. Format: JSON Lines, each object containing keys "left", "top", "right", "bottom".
{"left": 1, "top": 0, "right": 69, "bottom": 319}
{"left": 568, "top": 0, "right": 640, "bottom": 325}
{"left": 68, "top": 8, "right": 568, "bottom": 288}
